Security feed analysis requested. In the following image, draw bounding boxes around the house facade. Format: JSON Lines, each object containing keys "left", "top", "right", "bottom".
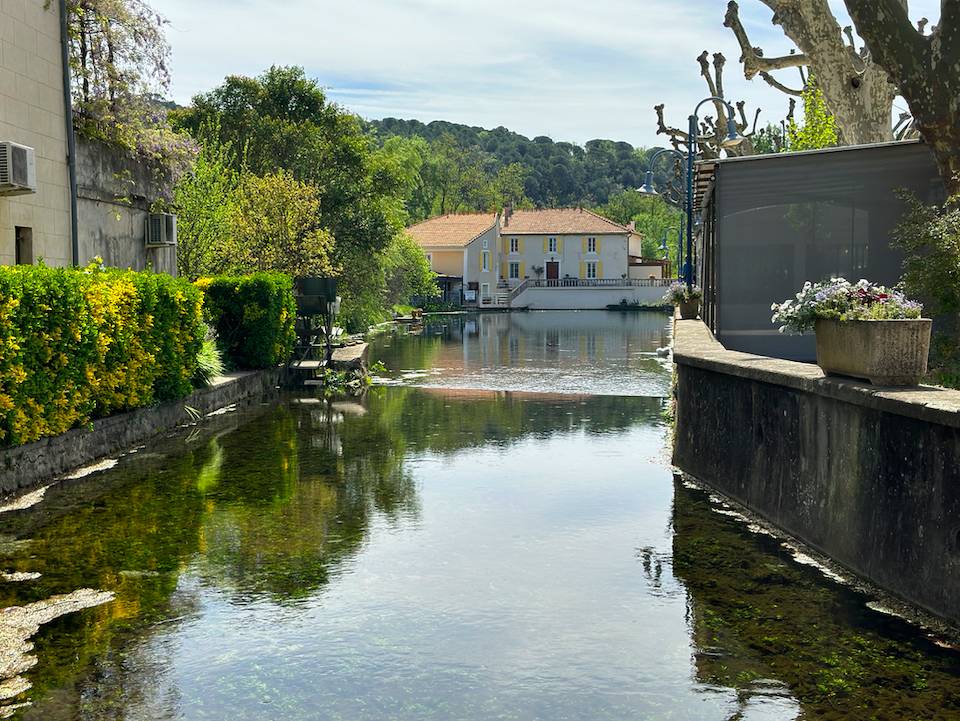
{"left": 408, "top": 208, "right": 671, "bottom": 308}
{"left": 0, "top": 0, "right": 72, "bottom": 267}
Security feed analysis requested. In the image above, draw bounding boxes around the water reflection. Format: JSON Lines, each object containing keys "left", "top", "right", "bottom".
{"left": 0, "top": 327, "right": 956, "bottom": 718}
{"left": 371, "top": 311, "right": 672, "bottom": 397}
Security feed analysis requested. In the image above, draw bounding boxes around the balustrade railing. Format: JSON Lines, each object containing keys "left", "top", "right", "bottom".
{"left": 527, "top": 278, "right": 673, "bottom": 289}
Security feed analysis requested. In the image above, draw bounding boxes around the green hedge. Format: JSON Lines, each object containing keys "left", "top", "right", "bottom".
{"left": 199, "top": 273, "right": 296, "bottom": 369}
{"left": 0, "top": 264, "right": 204, "bottom": 447}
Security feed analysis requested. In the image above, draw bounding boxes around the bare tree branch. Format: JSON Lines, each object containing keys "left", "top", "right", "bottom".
{"left": 724, "top": 1, "right": 808, "bottom": 79}
{"left": 758, "top": 71, "right": 803, "bottom": 96}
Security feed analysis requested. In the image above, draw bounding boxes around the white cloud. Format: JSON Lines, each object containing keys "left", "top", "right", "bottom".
{"left": 152, "top": 0, "right": 942, "bottom": 147}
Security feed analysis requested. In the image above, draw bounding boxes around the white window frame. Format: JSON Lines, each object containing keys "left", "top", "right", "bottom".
{"left": 587, "top": 237, "right": 597, "bottom": 254}
{"left": 586, "top": 261, "right": 598, "bottom": 279}
{"left": 509, "top": 262, "right": 521, "bottom": 280}
{"left": 482, "top": 250, "right": 490, "bottom": 271}
{"left": 548, "top": 237, "right": 558, "bottom": 253}
{"left": 482, "top": 238, "right": 489, "bottom": 250}
{"left": 481, "top": 282, "right": 490, "bottom": 299}
{"left": 510, "top": 237, "right": 520, "bottom": 254}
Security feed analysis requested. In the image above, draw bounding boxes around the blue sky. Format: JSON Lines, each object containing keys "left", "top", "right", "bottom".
{"left": 151, "top": 0, "right": 940, "bottom": 148}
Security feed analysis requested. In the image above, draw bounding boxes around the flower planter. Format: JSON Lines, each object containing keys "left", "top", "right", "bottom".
{"left": 679, "top": 299, "right": 700, "bottom": 320}
{"left": 814, "top": 318, "right": 932, "bottom": 386}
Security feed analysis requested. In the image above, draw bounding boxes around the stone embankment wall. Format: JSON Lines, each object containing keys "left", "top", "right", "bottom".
{"left": 1, "top": 369, "right": 281, "bottom": 493}
{"left": 672, "top": 317, "right": 960, "bottom": 626}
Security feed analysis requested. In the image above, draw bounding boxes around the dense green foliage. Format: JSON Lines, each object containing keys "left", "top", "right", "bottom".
{"left": 172, "top": 67, "right": 434, "bottom": 330}
{"left": 786, "top": 78, "right": 839, "bottom": 151}
{"left": 594, "top": 190, "right": 684, "bottom": 266}
{"left": 367, "top": 118, "right": 678, "bottom": 216}
{"left": 199, "top": 273, "right": 297, "bottom": 370}
{"left": 893, "top": 192, "right": 960, "bottom": 386}
{"left": 0, "top": 264, "right": 203, "bottom": 447}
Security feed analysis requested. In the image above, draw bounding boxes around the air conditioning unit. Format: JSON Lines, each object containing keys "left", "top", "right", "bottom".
{"left": 144, "top": 213, "right": 177, "bottom": 248}
{"left": 0, "top": 142, "right": 37, "bottom": 196}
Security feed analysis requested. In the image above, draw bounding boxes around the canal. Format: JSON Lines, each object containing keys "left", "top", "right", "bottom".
{"left": 2, "top": 311, "right": 960, "bottom": 720}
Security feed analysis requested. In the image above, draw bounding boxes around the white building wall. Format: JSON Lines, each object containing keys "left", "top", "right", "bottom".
{"left": 0, "top": 0, "right": 71, "bottom": 266}
{"left": 514, "top": 285, "right": 668, "bottom": 310}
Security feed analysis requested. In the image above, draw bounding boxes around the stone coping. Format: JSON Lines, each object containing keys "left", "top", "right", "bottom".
{"left": 673, "top": 317, "right": 960, "bottom": 429}
{"left": 1, "top": 369, "right": 282, "bottom": 493}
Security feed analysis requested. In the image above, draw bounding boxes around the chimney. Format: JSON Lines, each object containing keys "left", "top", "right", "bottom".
{"left": 626, "top": 221, "right": 636, "bottom": 232}
{"left": 504, "top": 202, "right": 513, "bottom": 225}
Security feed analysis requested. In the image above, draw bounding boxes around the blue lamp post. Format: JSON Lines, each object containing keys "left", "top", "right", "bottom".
{"left": 684, "top": 97, "right": 744, "bottom": 288}
{"left": 638, "top": 148, "right": 687, "bottom": 280}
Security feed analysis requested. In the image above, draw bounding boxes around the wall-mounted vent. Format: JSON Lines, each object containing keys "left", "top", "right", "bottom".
{"left": 0, "top": 142, "right": 37, "bottom": 196}
{"left": 145, "top": 213, "right": 177, "bottom": 248}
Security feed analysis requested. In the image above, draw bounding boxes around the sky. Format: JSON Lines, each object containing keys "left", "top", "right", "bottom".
{"left": 151, "top": 0, "right": 941, "bottom": 149}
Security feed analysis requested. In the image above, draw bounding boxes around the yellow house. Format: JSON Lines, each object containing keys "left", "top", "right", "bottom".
{"left": 406, "top": 212, "right": 499, "bottom": 303}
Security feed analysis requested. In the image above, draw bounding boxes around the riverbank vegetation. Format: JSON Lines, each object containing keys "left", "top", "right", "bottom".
{"left": 0, "top": 263, "right": 204, "bottom": 447}
{"left": 0, "top": 265, "right": 302, "bottom": 449}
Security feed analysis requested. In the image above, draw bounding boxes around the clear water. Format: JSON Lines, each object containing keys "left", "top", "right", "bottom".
{"left": 2, "top": 310, "right": 960, "bottom": 720}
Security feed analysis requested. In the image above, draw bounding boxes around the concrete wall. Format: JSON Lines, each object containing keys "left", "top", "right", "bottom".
{"left": 629, "top": 264, "right": 666, "bottom": 280}
{"left": 516, "top": 284, "right": 667, "bottom": 310}
{"left": 672, "top": 317, "right": 960, "bottom": 625}
{"left": 0, "top": 0, "right": 71, "bottom": 266}
{"left": 76, "top": 138, "right": 176, "bottom": 274}
{"left": 497, "top": 232, "right": 629, "bottom": 286}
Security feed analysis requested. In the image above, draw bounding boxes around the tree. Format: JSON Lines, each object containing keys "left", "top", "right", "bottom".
{"left": 786, "top": 76, "right": 839, "bottom": 151}
{"left": 65, "top": 0, "right": 193, "bottom": 172}
{"left": 655, "top": 52, "right": 764, "bottom": 159}
{"left": 723, "top": 0, "right": 899, "bottom": 145}
{"left": 383, "top": 233, "right": 438, "bottom": 308}
{"left": 174, "top": 66, "right": 413, "bottom": 329}
{"left": 843, "top": 1, "right": 960, "bottom": 197}
{"left": 172, "top": 136, "right": 237, "bottom": 279}
{"left": 593, "top": 190, "right": 684, "bottom": 268}
{"left": 225, "top": 171, "right": 335, "bottom": 277}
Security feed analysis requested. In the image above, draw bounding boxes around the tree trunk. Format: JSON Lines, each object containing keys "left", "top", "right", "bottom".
{"left": 845, "top": 0, "right": 960, "bottom": 199}
{"left": 761, "top": 0, "right": 898, "bottom": 145}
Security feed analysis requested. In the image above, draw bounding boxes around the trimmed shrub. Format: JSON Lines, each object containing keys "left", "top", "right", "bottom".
{"left": 0, "top": 263, "right": 204, "bottom": 447}
{"left": 199, "top": 273, "right": 296, "bottom": 369}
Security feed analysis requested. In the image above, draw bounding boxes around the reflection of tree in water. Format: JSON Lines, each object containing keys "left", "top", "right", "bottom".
{"left": 671, "top": 477, "right": 960, "bottom": 721}
{"left": 194, "top": 402, "right": 419, "bottom": 604}
{"left": 365, "top": 386, "right": 665, "bottom": 455}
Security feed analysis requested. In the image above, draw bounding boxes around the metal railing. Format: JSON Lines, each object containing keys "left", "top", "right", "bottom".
{"left": 527, "top": 278, "right": 673, "bottom": 289}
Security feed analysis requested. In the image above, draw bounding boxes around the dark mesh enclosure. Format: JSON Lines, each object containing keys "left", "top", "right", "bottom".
{"left": 702, "top": 142, "right": 942, "bottom": 361}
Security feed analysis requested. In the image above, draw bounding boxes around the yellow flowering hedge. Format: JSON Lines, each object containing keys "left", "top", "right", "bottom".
{"left": 199, "top": 273, "right": 296, "bottom": 369}
{"left": 0, "top": 263, "right": 204, "bottom": 447}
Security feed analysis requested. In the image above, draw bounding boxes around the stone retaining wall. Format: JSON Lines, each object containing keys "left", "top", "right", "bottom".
{"left": 0, "top": 369, "right": 281, "bottom": 493}
{"left": 672, "top": 317, "right": 960, "bottom": 626}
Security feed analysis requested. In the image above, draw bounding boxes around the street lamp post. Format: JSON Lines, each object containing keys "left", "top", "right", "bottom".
{"left": 685, "top": 97, "right": 744, "bottom": 289}
{"left": 638, "top": 148, "right": 687, "bottom": 280}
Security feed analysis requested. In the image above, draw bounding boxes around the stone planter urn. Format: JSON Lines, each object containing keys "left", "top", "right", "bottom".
{"left": 679, "top": 299, "right": 700, "bottom": 320}
{"left": 814, "top": 318, "right": 932, "bottom": 386}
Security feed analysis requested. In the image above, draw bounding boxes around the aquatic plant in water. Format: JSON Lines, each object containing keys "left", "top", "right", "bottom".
{"left": 771, "top": 278, "right": 923, "bottom": 334}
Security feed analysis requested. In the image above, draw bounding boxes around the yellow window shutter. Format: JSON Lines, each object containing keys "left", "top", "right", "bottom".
{"left": 579, "top": 261, "right": 585, "bottom": 278}
{"left": 543, "top": 238, "right": 548, "bottom": 253}
{"left": 520, "top": 263, "right": 526, "bottom": 279}
{"left": 582, "top": 238, "right": 587, "bottom": 253}
{"left": 598, "top": 261, "right": 604, "bottom": 278}
{"left": 501, "top": 261, "right": 507, "bottom": 279}
{"left": 596, "top": 237, "right": 602, "bottom": 253}
{"left": 558, "top": 238, "right": 564, "bottom": 254}
{"left": 502, "top": 238, "right": 507, "bottom": 254}
{"left": 479, "top": 250, "right": 483, "bottom": 273}
{"left": 519, "top": 238, "right": 525, "bottom": 253}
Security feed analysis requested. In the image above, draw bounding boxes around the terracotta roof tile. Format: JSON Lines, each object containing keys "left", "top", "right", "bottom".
{"left": 501, "top": 208, "right": 629, "bottom": 235}
{"left": 406, "top": 213, "right": 497, "bottom": 248}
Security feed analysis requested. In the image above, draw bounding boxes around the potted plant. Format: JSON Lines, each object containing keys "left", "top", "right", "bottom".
{"left": 771, "top": 278, "right": 931, "bottom": 386}
{"left": 664, "top": 282, "right": 703, "bottom": 320}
